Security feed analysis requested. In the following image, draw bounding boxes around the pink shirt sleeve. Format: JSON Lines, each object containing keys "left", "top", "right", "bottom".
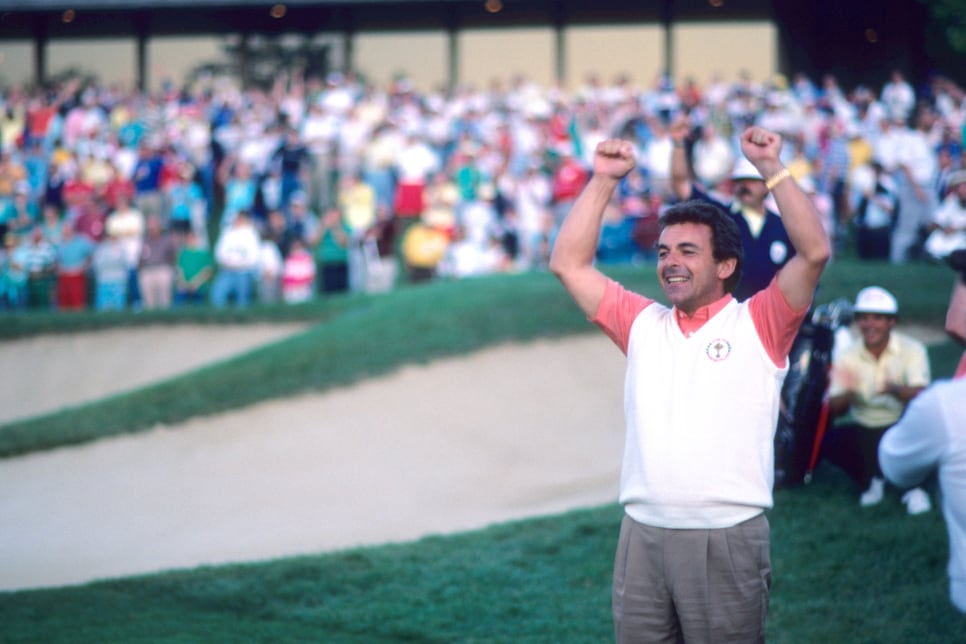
{"left": 591, "top": 279, "right": 654, "bottom": 355}
{"left": 748, "top": 276, "right": 811, "bottom": 367}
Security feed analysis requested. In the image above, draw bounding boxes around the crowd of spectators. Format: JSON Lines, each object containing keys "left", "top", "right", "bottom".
{"left": 1, "top": 65, "right": 965, "bottom": 313}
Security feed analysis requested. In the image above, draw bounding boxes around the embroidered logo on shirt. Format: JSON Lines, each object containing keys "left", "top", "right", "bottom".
{"left": 706, "top": 338, "right": 732, "bottom": 362}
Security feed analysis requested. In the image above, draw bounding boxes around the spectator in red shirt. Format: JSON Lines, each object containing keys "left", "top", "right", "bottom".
{"left": 72, "top": 197, "right": 107, "bottom": 243}
{"left": 25, "top": 94, "right": 58, "bottom": 147}
{"left": 99, "top": 161, "right": 136, "bottom": 211}
{"left": 550, "top": 145, "right": 589, "bottom": 248}
{"left": 62, "top": 169, "right": 96, "bottom": 212}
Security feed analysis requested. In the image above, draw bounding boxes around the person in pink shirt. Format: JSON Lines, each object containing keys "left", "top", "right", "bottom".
{"left": 281, "top": 238, "right": 316, "bottom": 304}
{"left": 550, "top": 126, "right": 830, "bottom": 642}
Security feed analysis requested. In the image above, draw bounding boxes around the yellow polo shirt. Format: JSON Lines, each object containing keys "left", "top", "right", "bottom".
{"left": 829, "top": 330, "right": 931, "bottom": 428}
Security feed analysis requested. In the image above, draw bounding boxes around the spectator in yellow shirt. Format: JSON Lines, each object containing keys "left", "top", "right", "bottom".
{"left": 824, "top": 286, "right": 932, "bottom": 513}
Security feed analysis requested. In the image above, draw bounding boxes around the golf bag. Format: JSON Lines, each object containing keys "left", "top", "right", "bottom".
{"left": 773, "top": 298, "right": 852, "bottom": 489}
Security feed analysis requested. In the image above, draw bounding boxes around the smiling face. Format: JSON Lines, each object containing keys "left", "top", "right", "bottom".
{"left": 657, "top": 222, "right": 736, "bottom": 315}
{"left": 855, "top": 312, "right": 896, "bottom": 355}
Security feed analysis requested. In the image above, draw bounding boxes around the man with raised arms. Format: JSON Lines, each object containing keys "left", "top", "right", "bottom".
{"left": 549, "top": 126, "right": 830, "bottom": 642}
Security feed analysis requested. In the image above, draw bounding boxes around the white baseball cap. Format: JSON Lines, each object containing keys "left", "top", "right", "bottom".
{"left": 731, "top": 157, "right": 763, "bottom": 181}
{"left": 853, "top": 286, "right": 898, "bottom": 315}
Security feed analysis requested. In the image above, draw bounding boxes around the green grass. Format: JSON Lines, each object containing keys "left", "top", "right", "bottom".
{"left": 0, "top": 259, "right": 962, "bottom": 458}
{"left": 1, "top": 470, "right": 964, "bottom": 642}
{"left": 768, "top": 465, "right": 965, "bottom": 642}
{"left": 1, "top": 258, "right": 965, "bottom": 641}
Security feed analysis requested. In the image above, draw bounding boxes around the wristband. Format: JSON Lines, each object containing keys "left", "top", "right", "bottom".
{"left": 765, "top": 167, "right": 791, "bottom": 191}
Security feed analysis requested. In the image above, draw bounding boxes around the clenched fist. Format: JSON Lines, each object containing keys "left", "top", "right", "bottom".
{"left": 593, "top": 139, "right": 637, "bottom": 181}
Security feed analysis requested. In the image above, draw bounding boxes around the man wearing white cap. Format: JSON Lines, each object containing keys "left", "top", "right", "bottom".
{"left": 825, "top": 286, "right": 932, "bottom": 513}
{"left": 671, "top": 115, "right": 794, "bottom": 301}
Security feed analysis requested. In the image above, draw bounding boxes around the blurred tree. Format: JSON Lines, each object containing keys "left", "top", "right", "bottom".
{"left": 187, "top": 34, "right": 330, "bottom": 90}
{"left": 921, "top": 0, "right": 966, "bottom": 52}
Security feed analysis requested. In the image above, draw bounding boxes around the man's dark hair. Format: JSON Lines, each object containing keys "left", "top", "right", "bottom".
{"left": 658, "top": 200, "right": 744, "bottom": 294}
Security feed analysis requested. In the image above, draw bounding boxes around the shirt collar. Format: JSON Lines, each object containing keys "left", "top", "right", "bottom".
{"left": 860, "top": 332, "right": 900, "bottom": 361}
{"left": 675, "top": 293, "right": 733, "bottom": 335}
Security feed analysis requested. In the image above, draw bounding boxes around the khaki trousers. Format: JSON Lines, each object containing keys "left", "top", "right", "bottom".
{"left": 613, "top": 512, "right": 771, "bottom": 644}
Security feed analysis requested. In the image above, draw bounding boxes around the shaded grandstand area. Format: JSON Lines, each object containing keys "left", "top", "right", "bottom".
{"left": 0, "top": 0, "right": 939, "bottom": 93}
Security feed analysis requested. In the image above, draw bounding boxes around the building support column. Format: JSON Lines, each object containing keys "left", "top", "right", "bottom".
{"left": 552, "top": 2, "right": 566, "bottom": 88}
{"left": 135, "top": 30, "right": 148, "bottom": 92}
{"left": 341, "top": 29, "right": 354, "bottom": 74}
{"left": 661, "top": 0, "right": 673, "bottom": 79}
{"left": 446, "top": 24, "right": 458, "bottom": 91}
{"left": 334, "top": 5, "right": 355, "bottom": 78}
{"left": 238, "top": 32, "right": 252, "bottom": 88}
{"left": 32, "top": 18, "right": 47, "bottom": 88}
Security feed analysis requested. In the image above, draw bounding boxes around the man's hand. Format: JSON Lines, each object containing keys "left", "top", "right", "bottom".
{"left": 550, "top": 139, "right": 636, "bottom": 317}
{"left": 834, "top": 366, "right": 859, "bottom": 393}
{"left": 881, "top": 381, "right": 902, "bottom": 398}
{"left": 740, "top": 127, "right": 783, "bottom": 177}
{"left": 593, "top": 139, "right": 636, "bottom": 182}
{"left": 829, "top": 367, "right": 860, "bottom": 417}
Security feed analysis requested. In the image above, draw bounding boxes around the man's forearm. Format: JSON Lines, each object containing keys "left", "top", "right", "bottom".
{"left": 828, "top": 392, "right": 854, "bottom": 418}
{"left": 766, "top": 164, "right": 830, "bottom": 265}
{"left": 669, "top": 140, "right": 691, "bottom": 201}
{"left": 551, "top": 138, "right": 635, "bottom": 317}
{"left": 888, "top": 383, "right": 925, "bottom": 404}
{"left": 549, "top": 175, "right": 619, "bottom": 275}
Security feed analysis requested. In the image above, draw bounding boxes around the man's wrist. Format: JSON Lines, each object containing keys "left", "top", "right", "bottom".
{"left": 765, "top": 167, "right": 791, "bottom": 191}
{"left": 589, "top": 174, "right": 623, "bottom": 189}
